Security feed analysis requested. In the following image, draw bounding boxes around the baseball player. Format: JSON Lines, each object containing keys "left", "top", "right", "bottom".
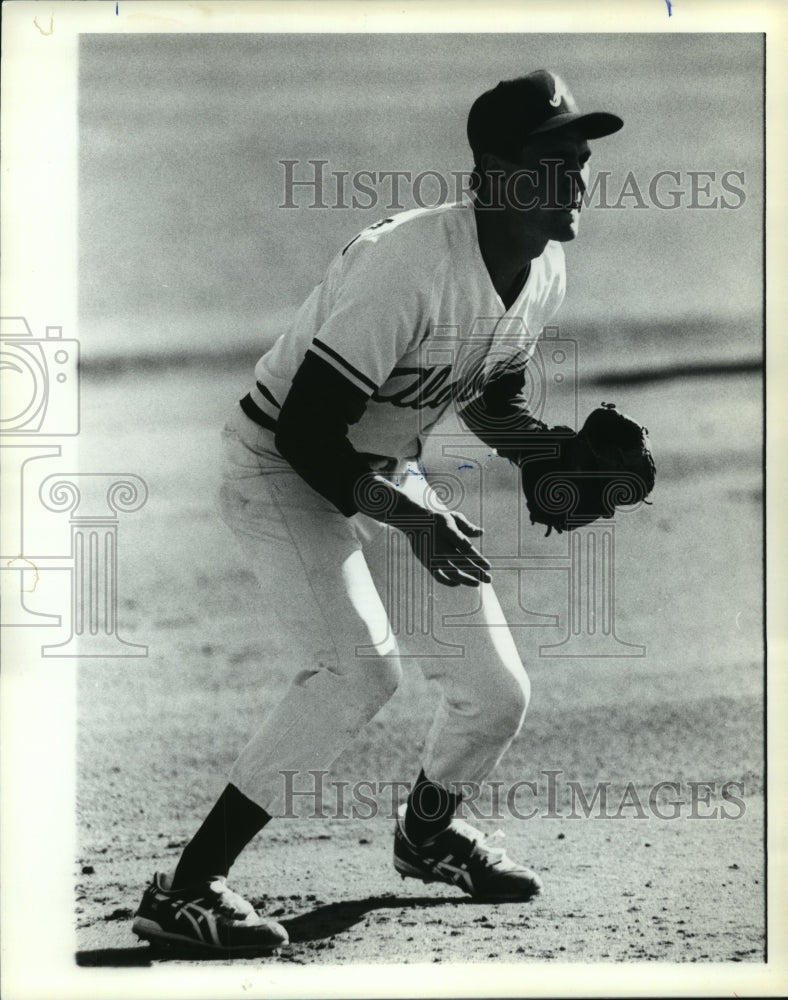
{"left": 133, "top": 70, "right": 623, "bottom": 954}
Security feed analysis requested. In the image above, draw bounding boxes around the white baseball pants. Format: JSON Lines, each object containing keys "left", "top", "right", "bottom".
{"left": 217, "top": 403, "right": 530, "bottom": 815}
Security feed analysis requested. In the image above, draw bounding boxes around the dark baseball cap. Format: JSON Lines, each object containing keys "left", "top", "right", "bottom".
{"left": 467, "top": 70, "right": 623, "bottom": 165}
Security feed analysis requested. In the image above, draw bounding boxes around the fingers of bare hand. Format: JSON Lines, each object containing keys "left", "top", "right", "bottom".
{"left": 448, "top": 538, "right": 491, "bottom": 574}
{"left": 448, "top": 559, "right": 489, "bottom": 587}
{"left": 436, "top": 520, "right": 490, "bottom": 567}
{"left": 432, "top": 557, "right": 489, "bottom": 587}
{"left": 453, "top": 513, "right": 483, "bottom": 537}
{"left": 461, "top": 563, "right": 491, "bottom": 585}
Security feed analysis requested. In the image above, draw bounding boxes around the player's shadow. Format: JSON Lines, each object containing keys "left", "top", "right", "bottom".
{"left": 276, "top": 891, "right": 473, "bottom": 944}
{"left": 74, "top": 893, "right": 474, "bottom": 966}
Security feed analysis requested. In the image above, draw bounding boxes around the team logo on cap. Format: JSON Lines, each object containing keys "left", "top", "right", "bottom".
{"left": 548, "top": 75, "right": 572, "bottom": 109}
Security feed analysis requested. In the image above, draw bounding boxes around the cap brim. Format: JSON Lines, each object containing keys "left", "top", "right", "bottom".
{"left": 530, "top": 111, "right": 624, "bottom": 140}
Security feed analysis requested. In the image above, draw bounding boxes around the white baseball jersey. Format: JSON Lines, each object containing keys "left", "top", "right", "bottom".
{"left": 246, "top": 198, "right": 566, "bottom": 461}
{"left": 227, "top": 198, "right": 566, "bottom": 811}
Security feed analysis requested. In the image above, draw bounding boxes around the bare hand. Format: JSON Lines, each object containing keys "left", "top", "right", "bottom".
{"left": 404, "top": 510, "right": 492, "bottom": 588}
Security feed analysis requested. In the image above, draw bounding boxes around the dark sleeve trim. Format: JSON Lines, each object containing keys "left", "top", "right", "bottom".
{"left": 255, "top": 380, "right": 282, "bottom": 410}
{"left": 240, "top": 393, "right": 278, "bottom": 432}
{"left": 312, "top": 337, "right": 378, "bottom": 393}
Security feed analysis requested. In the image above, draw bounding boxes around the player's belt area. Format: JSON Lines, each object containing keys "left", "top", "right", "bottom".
{"left": 239, "top": 392, "right": 278, "bottom": 433}
{"left": 238, "top": 391, "right": 397, "bottom": 475}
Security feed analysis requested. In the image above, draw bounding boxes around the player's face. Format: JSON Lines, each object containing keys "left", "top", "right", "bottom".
{"left": 495, "top": 132, "right": 592, "bottom": 241}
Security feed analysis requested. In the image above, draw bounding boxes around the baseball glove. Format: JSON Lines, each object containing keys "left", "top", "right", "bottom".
{"left": 520, "top": 402, "right": 656, "bottom": 536}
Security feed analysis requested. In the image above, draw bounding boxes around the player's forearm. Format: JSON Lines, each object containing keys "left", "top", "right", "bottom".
{"left": 274, "top": 433, "right": 370, "bottom": 517}
{"left": 275, "top": 351, "right": 374, "bottom": 516}
{"left": 354, "top": 474, "right": 433, "bottom": 528}
{"left": 459, "top": 396, "right": 550, "bottom": 461}
{"left": 457, "top": 361, "right": 557, "bottom": 461}
{"left": 275, "top": 433, "right": 431, "bottom": 525}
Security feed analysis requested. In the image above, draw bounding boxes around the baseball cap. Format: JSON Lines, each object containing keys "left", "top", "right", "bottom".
{"left": 467, "top": 70, "right": 623, "bottom": 165}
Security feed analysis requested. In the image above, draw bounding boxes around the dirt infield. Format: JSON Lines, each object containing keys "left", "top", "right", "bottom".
{"left": 74, "top": 362, "right": 763, "bottom": 968}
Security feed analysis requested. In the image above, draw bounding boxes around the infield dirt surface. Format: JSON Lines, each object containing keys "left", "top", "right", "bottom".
{"left": 74, "top": 358, "right": 763, "bottom": 969}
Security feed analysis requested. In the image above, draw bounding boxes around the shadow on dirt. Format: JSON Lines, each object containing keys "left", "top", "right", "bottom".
{"left": 75, "top": 893, "right": 474, "bottom": 965}
{"left": 278, "top": 892, "right": 472, "bottom": 943}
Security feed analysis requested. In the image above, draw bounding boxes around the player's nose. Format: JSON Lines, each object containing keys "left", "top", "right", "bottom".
{"left": 570, "top": 167, "right": 587, "bottom": 198}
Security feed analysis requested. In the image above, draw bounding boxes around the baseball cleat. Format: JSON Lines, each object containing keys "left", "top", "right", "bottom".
{"left": 394, "top": 809, "right": 542, "bottom": 902}
{"left": 132, "top": 872, "right": 288, "bottom": 954}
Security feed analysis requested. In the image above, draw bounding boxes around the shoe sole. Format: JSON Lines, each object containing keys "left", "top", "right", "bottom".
{"left": 394, "top": 857, "right": 542, "bottom": 902}
{"left": 394, "top": 856, "right": 443, "bottom": 882}
{"left": 132, "top": 916, "right": 286, "bottom": 956}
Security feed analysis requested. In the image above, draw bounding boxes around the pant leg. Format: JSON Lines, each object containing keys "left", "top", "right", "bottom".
{"left": 418, "top": 582, "right": 530, "bottom": 789}
{"left": 356, "top": 469, "right": 531, "bottom": 791}
{"left": 217, "top": 405, "right": 402, "bottom": 815}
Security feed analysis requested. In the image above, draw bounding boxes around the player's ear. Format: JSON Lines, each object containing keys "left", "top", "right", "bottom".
{"left": 475, "top": 152, "right": 507, "bottom": 204}
{"left": 479, "top": 151, "right": 506, "bottom": 177}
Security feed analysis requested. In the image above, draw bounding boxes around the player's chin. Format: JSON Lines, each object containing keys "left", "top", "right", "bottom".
{"left": 549, "top": 209, "right": 581, "bottom": 241}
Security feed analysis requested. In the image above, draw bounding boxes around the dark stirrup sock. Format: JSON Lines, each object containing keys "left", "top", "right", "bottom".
{"left": 404, "top": 769, "right": 462, "bottom": 845}
{"left": 171, "top": 783, "right": 271, "bottom": 889}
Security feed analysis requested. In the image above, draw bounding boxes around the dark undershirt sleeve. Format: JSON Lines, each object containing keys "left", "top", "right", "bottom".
{"left": 457, "top": 364, "right": 549, "bottom": 461}
{"left": 274, "top": 351, "right": 376, "bottom": 517}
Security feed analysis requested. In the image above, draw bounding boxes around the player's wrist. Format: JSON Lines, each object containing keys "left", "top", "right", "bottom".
{"left": 512, "top": 425, "right": 575, "bottom": 467}
{"left": 385, "top": 493, "right": 435, "bottom": 531}
{"left": 355, "top": 475, "right": 433, "bottom": 528}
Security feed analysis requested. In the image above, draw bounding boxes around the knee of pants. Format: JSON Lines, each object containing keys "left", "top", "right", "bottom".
{"left": 355, "top": 654, "right": 403, "bottom": 703}
{"left": 484, "top": 668, "right": 531, "bottom": 740}
{"left": 292, "top": 654, "right": 402, "bottom": 726}
{"left": 320, "top": 640, "right": 403, "bottom": 704}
